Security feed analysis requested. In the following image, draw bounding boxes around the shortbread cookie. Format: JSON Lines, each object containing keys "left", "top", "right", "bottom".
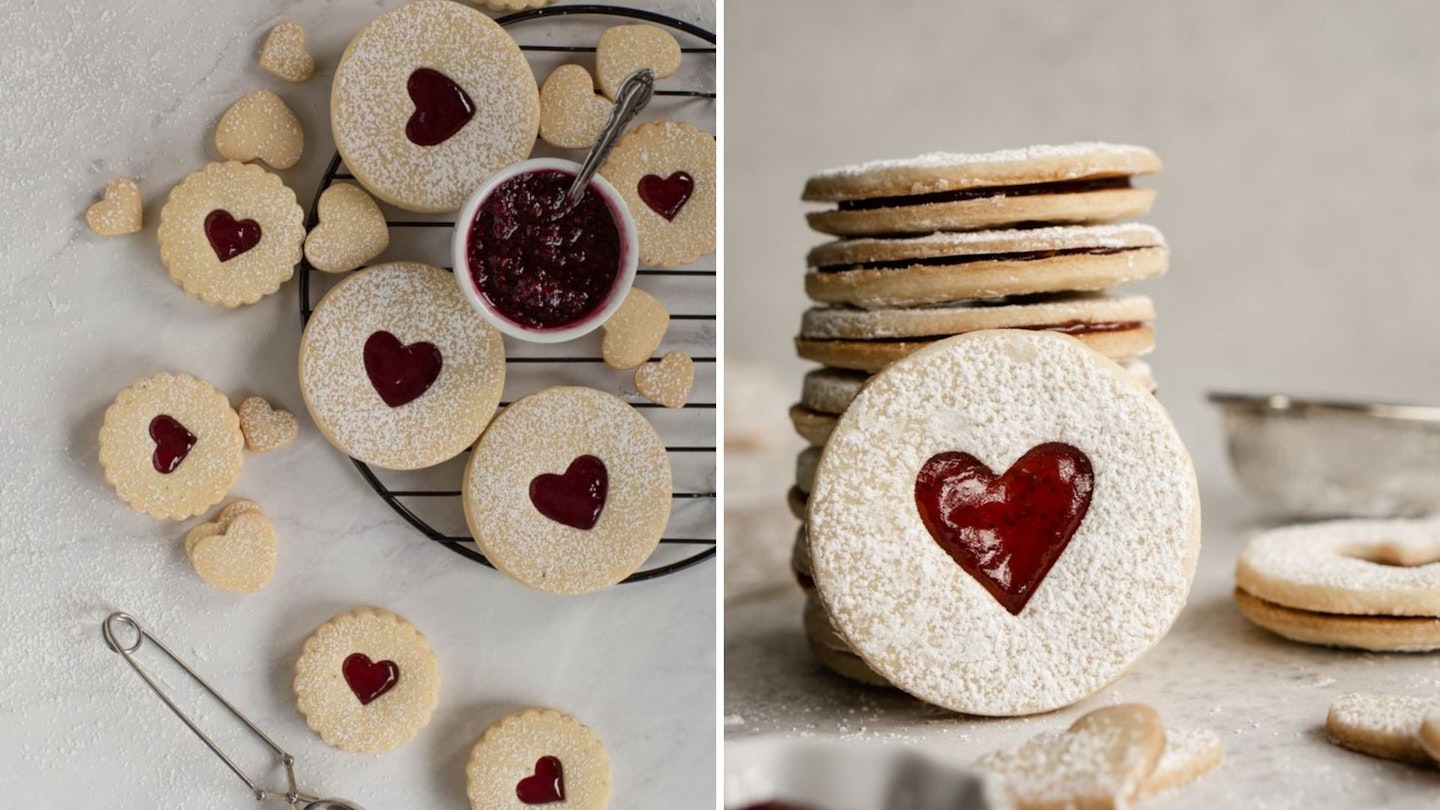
{"left": 184, "top": 498, "right": 264, "bottom": 555}
{"left": 332, "top": 0, "right": 539, "bottom": 212}
{"left": 804, "top": 143, "right": 1161, "bottom": 237}
{"left": 294, "top": 607, "right": 440, "bottom": 753}
{"left": 260, "top": 21, "right": 315, "bottom": 83}
{"left": 1326, "top": 692, "right": 1440, "bottom": 766}
{"left": 806, "top": 224, "right": 1167, "bottom": 310}
{"left": 187, "top": 506, "right": 277, "bottom": 593}
{"left": 1420, "top": 711, "right": 1440, "bottom": 763}
{"left": 466, "top": 708, "right": 611, "bottom": 810}
{"left": 808, "top": 330, "right": 1200, "bottom": 715}
{"left": 1233, "top": 588, "right": 1440, "bottom": 652}
{"left": 476, "top": 0, "right": 552, "bottom": 9}
{"left": 786, "top": 485, "right": 807, "bottom": 521}
{"left": 635, "top": 350, "right": 693, "bottom": 408}
{"left": 803, "top": 592, "right": 849, "bottom": 653}
{"left": 215, "top": 90, "right": 304, "bottom": 170}
{"left": 791, "top": 526, "right": 813, "bottom": 587}
{"left": 808, "top": 636, "right": 891, "bottom": 688}
{"left": 157, "top": 162, "right": 305, "bottom": 306}
{"left": 795, "top": 446, "right": 820, "bottom": 494}
{"left": 599, "top": 121, "right": 716, "bottom": 267}
{"left": 463, "top": 387, "right": 671, "bottom": 594}
{"left": 801, "top": 367, "right": 871, "bottom": 415}
{"left": 300, "top": 262, "right": 505, "bottom": 470}
{"left": 99, "top": 373, "right": 245, "bottom": 520}
{"left": 86, "top": 177, "right": 142, "bottom": 235}
{"left": 788, "top": 404, "right": 836, "bottom": 447}
{"left": 303, "top": 183, "right": 390, "bottom": 274}
{"left": 976, "top": 704, "right": 1166, "bottom": 810}
{"left": 1141, "top": 727, "right": 1224, "bottom": 798}
{"left": 595, "top": 25, "right": 682, "bottom": 100}
{"left": 601, "top": 287, "right": 669, "bottom": 369}
{"left": 237, "top": 396, "right": 298, "bottom": 453}
{"left": 538, "top": 64, "right": 611, "bottom": 149}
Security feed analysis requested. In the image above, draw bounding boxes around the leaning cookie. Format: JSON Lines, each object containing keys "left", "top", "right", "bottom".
{"left": 599, "top": 121, "right": 716, "bottom": 267}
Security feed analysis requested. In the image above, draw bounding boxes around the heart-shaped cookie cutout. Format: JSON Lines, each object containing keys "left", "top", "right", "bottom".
{"left": 259, "top": 21, "right": 315, "bottom": 83}
{"left": 915, "top": 442, "right": 1094, "bottom": 616}
{"left": 405, "top": 67, "right": 475, "bottom": 147}
{"left": 637, "top": 171, "right": 694, "bottom": 221}
{"left": 364, "top": 330, "right": 443, "bottom": 408}
{"left": 188, "top": 509, "right": 277, "bottom": 593}
{"left": 303, "top": 183, "right": 389, "bottom": 274}
{"left": 149, "top": 414, "right": 196, "bottom": 475}
{"left": 215, "top": 90, "right": 304, "bottom": 170}
{"left": 204, "top": 209, "right": 262, "bottom": 262}
{"left": 530, "top": 455, "right": 608, "bottom": 531}
{"left": 538, "top": 65, "right": 612, "bottom": 150}
{"left": 595, "top": 25, "right": 682, "bottom": 99}
{"left": 237, "top": 396, "right": 298, "bottom": 453}
{"left": 86, "top": 178, "right": 143, "bottom": 236}
{"left": 342, "top": 652, "right": 400, "bottom": 705}
{"left": 601, "top": 288, "right": 669, "bottom": 370}
{"left": 516, "top": 756, "right": 565, "bottom": 805}
{"left": 977, "top": 704, "right": 1166, "bottom": 809}
{"left": 635, "top": 350, "right": 693, "bottom": 408}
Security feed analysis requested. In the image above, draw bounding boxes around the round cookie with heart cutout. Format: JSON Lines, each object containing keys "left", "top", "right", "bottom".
{"left": 807, "top": 329, "right": 1200, "bottom": 715}
{"left": 462, "top": 386, "right": 672, "bottom": 595}
{"left": 331, "top": 0, "right": 539, "bottom": 213}
{"left": 157, "top": 161, "right": 305, "bottom": 307}
{"left": 466, "top": 708, "right": 611, "bottom": 810}
{"left": 294, "top": 607, "right": 441, "bottom": 754}
{"left": 599, "top": 120, "right": 716, "bottom": 268}
{"left": 99, "top": 372, "right": 245, "bottom": 521}
{"left": 299, "top": 261, "right": 505, "bottom": 470}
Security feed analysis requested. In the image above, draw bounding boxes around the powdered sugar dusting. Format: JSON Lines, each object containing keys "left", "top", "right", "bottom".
{"left": 810, "top": 143, "right": 1159, "bottom": 184}
{"left": 1327, "top": 692, "right": 1440, "bottom": 765}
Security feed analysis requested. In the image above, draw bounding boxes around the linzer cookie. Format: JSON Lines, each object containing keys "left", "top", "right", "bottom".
{"left": 599, "top": 120, "right": 716, "bottom": 267}
{"left": 299, "top": 262, "right": 505, "bottom": 470}
{"left": 466, "top": 708, "right": 611, "bottom": 810}
{"left": 808, "top": 330, "right": 1199, "bottom": 715}
{"left": 803, "top": 143, "right": 1161, "bottom": 237}
{"left": 331, "top": 0, "right": 539, "bottom": 212}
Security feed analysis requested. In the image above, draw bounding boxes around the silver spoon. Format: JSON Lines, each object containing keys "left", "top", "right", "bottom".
{"left": 557, "top": 68, "right": 655, "bottom": 216}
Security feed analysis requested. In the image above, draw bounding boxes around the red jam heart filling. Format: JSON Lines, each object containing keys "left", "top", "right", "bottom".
{"left": 636, "top": 171, "right": 694, "bottom": 221}
{"left": 529, "top": 455, "right": 608, "bottom": 531}
{"left": 204, "top": 209, "right": 262, "bottom": 262}
{"left": 363, "top": 330, "right": 443, "bottom": 408}
{"left": 516, "top": 755, "right": 565, "bottom": 805}
{"left": 148, "top": 414, "right": 196, "bottom": 475}
{"left": 341, "top": 652, "right": 400, "bottom": 706}
{"left": 914, "top": 442, "right": 1094, "bottom": 616}
{"left": 405, "top": 67, "right": 475, "bottom": 147}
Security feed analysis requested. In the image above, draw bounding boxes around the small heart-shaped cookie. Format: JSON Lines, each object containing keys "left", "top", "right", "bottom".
{"left": 595, "top": 25, "right": 682, "bottom": 99}
{"left": 1327, "top": 692, "right": 1440, "bottom": 766}
{"left": 215, "top": 90, "right": 304, "bottom": 170}
{"left": 237, "top": 396, "right": 298, "bottom": 453}
{"left": 187, "top": 507, "right": 277, "bottom": 593}
{"left": 539, "top": 65, "right": 612, "bottom": 150}
{"left": 184, "top": 498, "right": 264, "bottom": 556}
{"left": 86, "top": 178, "right": 142, "bottom": 236}
{"left": 601, "top": 288, "right": 669, "bottom": 370}
{"left": 304, "top": 183, "right": 389, "bottom": 274}
{"left": 259, "top": 21, "right": 315, "bottom": 83}
{"left": 635, "top": 350, "right": 693, "bottom": 408}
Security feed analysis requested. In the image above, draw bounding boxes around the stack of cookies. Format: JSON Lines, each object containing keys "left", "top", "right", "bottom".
{"left": 789, "top": 143, "right": 1170, "bottom": 685}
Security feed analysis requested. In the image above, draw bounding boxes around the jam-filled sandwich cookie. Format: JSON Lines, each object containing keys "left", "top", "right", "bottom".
{"left": 332, "top": 0, "right": 538, "bottom": 212}
{"left": 804, "top": 143, "right": 1161, "bottom": 237}
{"left": 294, "top": 607, "right": 440, "bottom": 753}
{"left": 157, "top": 162, "right": 305, "bottom": 306}
{"left": 99, "top": 373, "right": 245, "bottom": 520}
{"left": 1234, "top": 519, "right": 1440, "bottom": 651}
{"left": 466, "top": 708, "right": 611, "bottom": 810}
{"left": 599, "top": 121, "right": 715, "bottom": 268}
{"left": 1326, "top": 692, "right": 1440, "bottom": 767}
{"left": 808, "top": 330, "right": 1200, "bottom": 715}
{"left": 806, "top": 223, "right": 1167, "bottom": 310}
{"left": 300, "top": 262, "right": 505, "bottom": 470}
{"left": 797, "top": 292, "right": 1156, "bottom": 374}
{"left": 463, "top": 387, "right": 671, "bottom": 595}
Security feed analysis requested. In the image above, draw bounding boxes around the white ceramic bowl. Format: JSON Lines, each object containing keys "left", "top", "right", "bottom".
{"left": 452, "top": 157, "right": 638, "bottom": 343}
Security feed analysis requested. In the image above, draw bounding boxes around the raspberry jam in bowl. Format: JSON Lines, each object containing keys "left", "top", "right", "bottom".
{"left": 453, "top": 158, "right": 638, "bottom": 343}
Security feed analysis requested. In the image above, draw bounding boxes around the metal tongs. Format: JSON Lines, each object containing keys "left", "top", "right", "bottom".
{"left": 557, "top": 68, "right": 656, "bottom": 215}
{"left": 102, "top": 611, "right": 366, "bottom": 810}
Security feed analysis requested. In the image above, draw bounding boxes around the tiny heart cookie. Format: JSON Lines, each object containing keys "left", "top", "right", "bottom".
{"left": 259, "top": 21, "right": 315, "bottom": 83}
{"left": 601, "top": 288, "right": 668, "bottom": 369}
{"left": 635, "top": 350, "right": 693, "bottom": 408}
{"left": 303, "top": 183, "right": 389, "bottom": 274}
{"left": 1326, "top": 692, "right": 1440, "bottom": 766}
{"left": 86, "top": 178, "right": 143, "bottom": 236}
{"left": 237, "top": 396, "right": 298, "bottom": 453}
{"left": 215, "top": 90, "right": 304, "bottom": 170}
{"left": 186, "top": 502, "right": 277, "bottom": 593}
{"left": 538, "top": 65, "right": 612, "bottom": 150}
{"left": 595, "top": 25, "right": 681, "bottom": 99}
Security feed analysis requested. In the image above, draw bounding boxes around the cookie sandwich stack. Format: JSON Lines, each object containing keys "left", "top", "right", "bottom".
{"left": 789, "top": 143, "right": 1171, "bottom": 685}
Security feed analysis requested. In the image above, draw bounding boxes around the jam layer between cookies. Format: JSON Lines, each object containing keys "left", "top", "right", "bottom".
{"left": 833, "top": 176, "right": 1134, "bottom": 211}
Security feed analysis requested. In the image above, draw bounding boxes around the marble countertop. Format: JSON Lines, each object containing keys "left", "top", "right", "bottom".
{"left": 0, "top": 1, "right": 715, "bottom": 807}
{"left": 724, "top": 484, "right": 1440, "bottom": 809}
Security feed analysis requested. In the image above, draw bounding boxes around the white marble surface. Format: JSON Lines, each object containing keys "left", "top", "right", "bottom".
{"left": 0, "top": 1, "right": 715, "bottom": 807}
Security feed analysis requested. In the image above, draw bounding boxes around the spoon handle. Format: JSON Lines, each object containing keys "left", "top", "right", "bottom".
{"left": 562, "top": 68, "right": 655, "bottom": 213}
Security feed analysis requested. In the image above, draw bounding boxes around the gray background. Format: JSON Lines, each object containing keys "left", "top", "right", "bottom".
{"left": 724, "top": 0, "right": 1440, "bottom": 488}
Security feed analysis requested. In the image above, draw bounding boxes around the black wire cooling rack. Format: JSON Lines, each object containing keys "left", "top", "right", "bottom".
{"left": 298, "top": 5, "right": 716, "bottom": 583}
